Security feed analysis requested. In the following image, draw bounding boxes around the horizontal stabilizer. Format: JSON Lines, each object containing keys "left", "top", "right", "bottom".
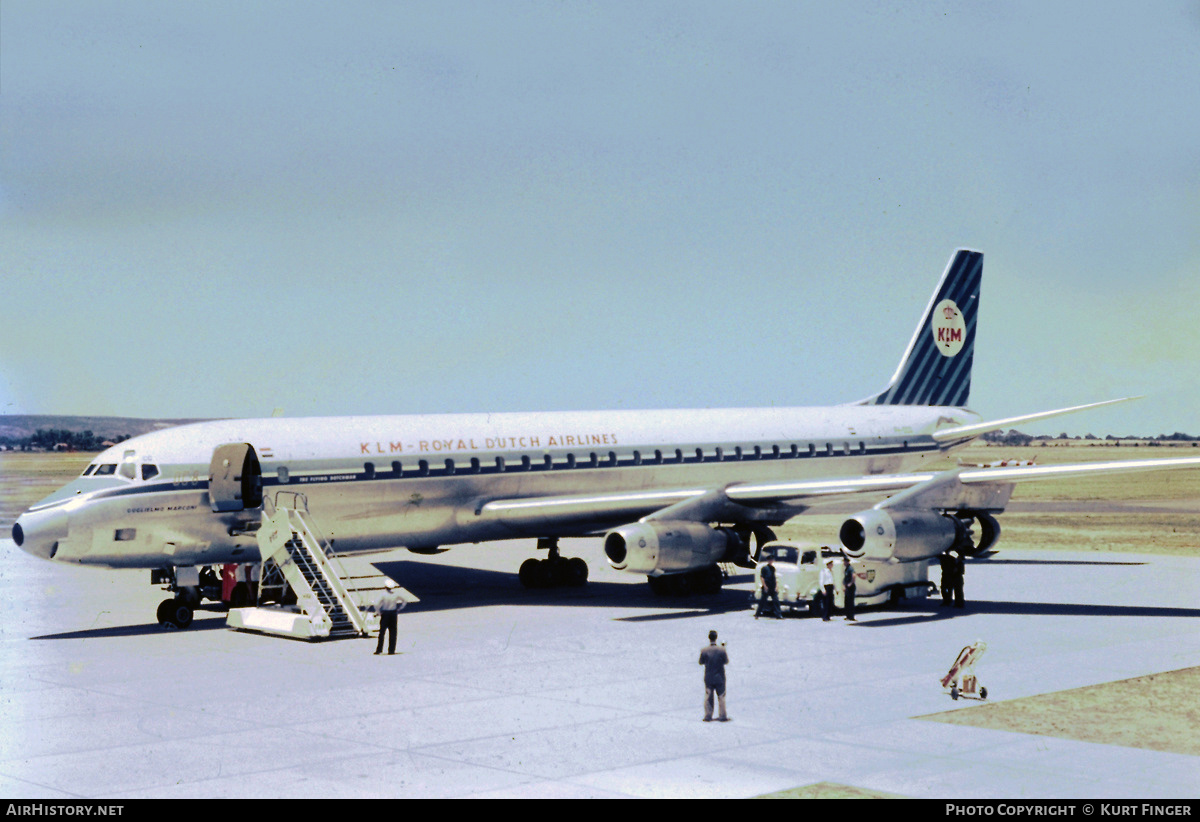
{"left": 931, "top": 397, "right": 1142, "bottom": 443}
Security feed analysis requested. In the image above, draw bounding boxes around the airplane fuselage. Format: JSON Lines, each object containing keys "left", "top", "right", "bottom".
{"left": 13, "top": 404, "right": 979, "bottom": 569}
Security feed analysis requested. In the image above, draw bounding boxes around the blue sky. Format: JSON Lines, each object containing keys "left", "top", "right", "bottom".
{"left": 2, "top": 1, "right": 1197, "bottom": 435}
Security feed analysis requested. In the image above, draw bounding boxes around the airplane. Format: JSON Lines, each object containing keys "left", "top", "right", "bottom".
{"left": 13, "top": 249, "right": 1200, "bottom": 628}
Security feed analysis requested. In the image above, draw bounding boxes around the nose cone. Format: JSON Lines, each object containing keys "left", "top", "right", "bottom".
{"left": 12, "top": 506, "right": 69, "bottom": 560}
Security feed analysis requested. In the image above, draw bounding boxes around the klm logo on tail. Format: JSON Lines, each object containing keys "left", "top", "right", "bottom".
{"left": 868, "top": 249, "right": 982, "bottom": 408}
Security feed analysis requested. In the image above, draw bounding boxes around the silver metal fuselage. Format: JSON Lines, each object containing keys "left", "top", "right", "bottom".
{"left": 13, "top": 405, "right": 979, "bottom": 570}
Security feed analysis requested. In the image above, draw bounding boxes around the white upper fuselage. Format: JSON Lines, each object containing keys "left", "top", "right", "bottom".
{"left": 14, "top": 403, "right": 980, "bottom": 569}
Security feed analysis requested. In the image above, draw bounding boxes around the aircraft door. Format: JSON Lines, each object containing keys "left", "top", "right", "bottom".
{"left": 208, "top": 443, "right": 263, "bottom": 513}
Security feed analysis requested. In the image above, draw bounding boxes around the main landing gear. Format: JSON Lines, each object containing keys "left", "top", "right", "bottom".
{"left": 519, "top": 538, "right": 589, "bottom": 589}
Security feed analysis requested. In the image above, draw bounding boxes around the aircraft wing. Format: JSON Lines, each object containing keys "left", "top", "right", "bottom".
{"left": 474, "top": 454, "right": 1200, "bottom": 534}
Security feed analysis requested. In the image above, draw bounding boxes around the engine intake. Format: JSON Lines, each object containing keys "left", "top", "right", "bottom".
{"left": 604, "top": 520, "right": 739, "bottom": 575}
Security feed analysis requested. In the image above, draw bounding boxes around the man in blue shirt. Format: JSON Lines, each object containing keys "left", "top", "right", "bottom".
{"left": 699, "top": 630, "right": 730, "bottom": 722}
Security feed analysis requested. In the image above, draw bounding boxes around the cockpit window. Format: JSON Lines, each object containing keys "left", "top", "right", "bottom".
{"left": 81, "top": 465, "right": 96, "bottom": 477}
{"left": 141, "top": 464, "right": 160, "bottom": 481}
{"left": 94, "top": 464, "right": 117, "bottom": 476}
{"left": 118, "top": 450, "right": 137, "bottom": 480}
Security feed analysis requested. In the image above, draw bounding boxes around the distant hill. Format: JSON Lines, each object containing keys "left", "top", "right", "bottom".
{"left": 0, "top": 415, "right": 213, "bottom": 445}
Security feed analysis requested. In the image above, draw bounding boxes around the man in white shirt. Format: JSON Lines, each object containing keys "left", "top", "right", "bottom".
{"left": 373, "top": 580, "right": 406, "bottom": 655}
{"left": 819, "top": 559, "right": 835, "bottom": 622}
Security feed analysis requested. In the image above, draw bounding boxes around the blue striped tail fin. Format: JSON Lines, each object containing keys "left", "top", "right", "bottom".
{"left": 866, "top": 249, "right": 982, "bottom": 407}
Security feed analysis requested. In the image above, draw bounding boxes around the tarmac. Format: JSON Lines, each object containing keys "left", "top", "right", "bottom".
{"left": 2, "top": 536, "right": 1199, "bottom": 799}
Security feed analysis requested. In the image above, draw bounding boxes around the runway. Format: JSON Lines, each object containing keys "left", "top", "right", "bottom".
{"left": 2, "top": 536, "right": 1199, "bottom": 798}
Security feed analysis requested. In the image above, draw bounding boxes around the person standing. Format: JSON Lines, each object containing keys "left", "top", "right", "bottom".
{"left": 820, "top": 559, "right": 835, "bottom": 621}
{"left": 699, "top": 630, "right": 730, "bottom": 722}
{"left": 373, "top": 579, "right": 406, "bottom": 655}
{"left": 755, "top": 556, "right": 783, "bottom": 619}
{"left": 952, "top": 551, "right": 966, "bottom": 608}
{"left": 841, "top": 555, "right": 857, "bottom": 621}
{"left": 939, "top": 552, "right": 955, "bottom": 607}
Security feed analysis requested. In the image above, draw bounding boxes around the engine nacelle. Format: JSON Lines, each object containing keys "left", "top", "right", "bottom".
{"left": 604, "top": 520, "right": 739, "bottom": 575}
{"left": 839, "top": 509, "right": 969, "bottom": 563}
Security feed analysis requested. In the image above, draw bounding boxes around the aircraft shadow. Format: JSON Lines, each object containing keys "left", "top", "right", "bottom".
{"left": 31, "top": 616, "right": 229, "bottom": 641}
{"left": 856, "top": 598, "right": 1200, "bottom": 628}
{"left": 971, "top": 558, "right": 1148, "bottom": 567}
{"left": 371, "top": 559, "right": 756, "bottom": 618}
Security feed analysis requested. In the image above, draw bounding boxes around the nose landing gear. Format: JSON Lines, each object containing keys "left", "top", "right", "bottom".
{"left": 156, "top": 597, "right": 195, "bottom": 629}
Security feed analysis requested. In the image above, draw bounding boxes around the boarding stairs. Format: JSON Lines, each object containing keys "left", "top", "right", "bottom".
{"left": 226, "top": 492, "right": 389, "bottom": 640}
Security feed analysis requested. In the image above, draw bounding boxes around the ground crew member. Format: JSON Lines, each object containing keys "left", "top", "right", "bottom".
{"left": 755, "top": 556, "right": 783, "bottom": 619}
{"left": 820, "top": 559, "right": 835, "bottom": 621}
{"left": 842, "top": 555, "right": 857, "bottom": 622}
{"left": 373, "top": 579, "right": 406, "bottom": 655}
{"left": 699, "top": 630, "right": 730, "bottom": 722}
{"left": 939, "top": 552, "right": 955, "bottom": 606}
{"left": 953, "top": 551, "right": 966, "bottom": 608}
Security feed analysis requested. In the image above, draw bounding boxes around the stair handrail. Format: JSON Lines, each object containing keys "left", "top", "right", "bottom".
{"left": 285, "top": 508, "right": 371, "bottom": 635}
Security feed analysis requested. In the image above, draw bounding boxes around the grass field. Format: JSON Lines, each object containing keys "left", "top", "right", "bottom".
{"left": 0, "top": 451, "right": 92, "bottom": 529}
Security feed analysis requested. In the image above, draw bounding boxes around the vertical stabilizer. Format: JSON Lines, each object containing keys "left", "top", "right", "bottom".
{"left": 866, "top": 249, "right": 982, "bottom": 407}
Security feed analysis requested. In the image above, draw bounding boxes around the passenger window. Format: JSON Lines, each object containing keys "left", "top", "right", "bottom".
{"left": 141, "top": 464, "right": 160, "bottom": 481}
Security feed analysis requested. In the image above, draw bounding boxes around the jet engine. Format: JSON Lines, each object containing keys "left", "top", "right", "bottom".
{"left": 604, "top": 520, "right": 740, "bottom": 575}
{"left": 838, "top": 509, "right": 971, "bottom": 563}
{"left": 964, "top": 512, "right": 1001, "bottom": 556}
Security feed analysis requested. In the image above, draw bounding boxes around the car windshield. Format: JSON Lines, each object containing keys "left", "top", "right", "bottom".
{"left": 764, "top": 545, "right": 798, "bottom": 564}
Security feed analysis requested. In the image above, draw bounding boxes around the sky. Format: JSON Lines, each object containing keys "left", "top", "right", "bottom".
{"left": 1, "top": 1, "right": 1197, "bottom": 436}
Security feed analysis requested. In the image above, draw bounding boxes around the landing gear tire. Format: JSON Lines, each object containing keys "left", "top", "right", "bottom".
{"left": 566, "top": 557, "right": 589, "bottom": 587}
{"left": 157, "top": 598, "right": 194, "bottom": 629}
{"left": 227, "top": 582, "right": 251, "bottom": 608}
{"left": 519, "top": 556, "right": 589, "bottom": 589}
{"left": 519, "top": 539, "right": 589, "bottom": 589}
{"left": 519, "top": 558, "right": 542, "bottom": 588}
